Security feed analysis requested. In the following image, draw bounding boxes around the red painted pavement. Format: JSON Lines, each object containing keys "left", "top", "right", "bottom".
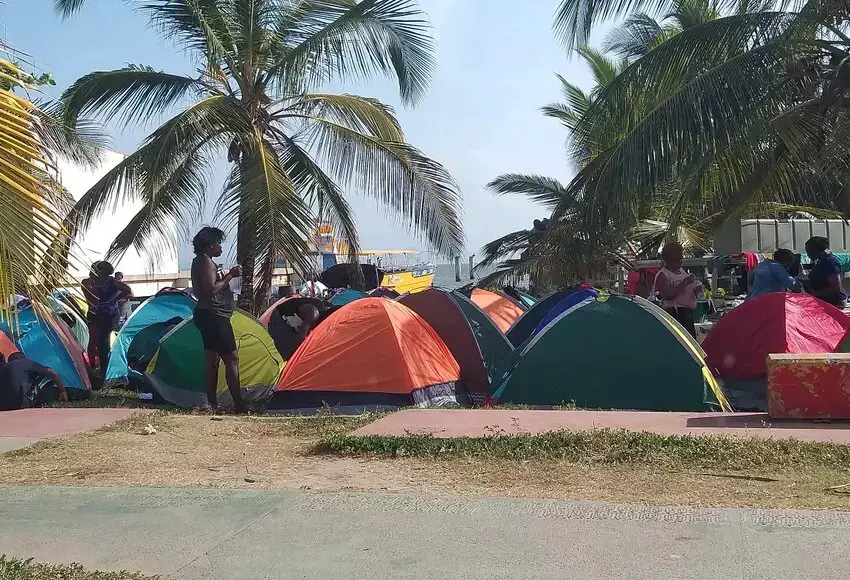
{"left": 0, "top": 408, "right": 140, "bottom": 438}
{"left": 354, "top": 409, "right": 850, "bottom": 444}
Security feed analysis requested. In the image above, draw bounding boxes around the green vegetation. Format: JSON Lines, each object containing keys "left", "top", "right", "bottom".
{"left": 319, "top": 428, "right": 850, "bottom": 470}
{"left": 481, "top": 0, "right": 850, "bottom": 288}
{"left": 0, "top": 556, "right": 156, "bottom": 580}
{"left": 57, "top": 0, "right": 463, "bottom": 312}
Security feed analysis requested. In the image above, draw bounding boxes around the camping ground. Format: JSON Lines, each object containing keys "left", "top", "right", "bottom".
{"left": 2, "top": 408, "right": 850, "bottom": 511}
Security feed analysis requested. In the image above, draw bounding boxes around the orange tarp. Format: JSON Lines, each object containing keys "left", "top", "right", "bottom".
{"left": 469, "top": 288, "right": 524, "bottom": 333}
{"left": 276, "top": 298, "right": 459, "bottom": 395}
{"left": 0, "top": 330, "right": 17, "bottom": 358}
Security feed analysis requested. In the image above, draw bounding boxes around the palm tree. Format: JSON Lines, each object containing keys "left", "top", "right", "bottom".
{"left": 553, "top": 0, "right": 850, "bottom": 236}
{"left": 58, "top": 0, "right": 464, "bottom": 311}
{"left": 0, "top": 45, "right": 105, "bottom": 322}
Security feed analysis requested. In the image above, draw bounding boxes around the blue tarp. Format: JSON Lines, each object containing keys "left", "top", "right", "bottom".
{"left": 105, "top": 290, "right": 195, "bottom": 386}
{"left": 330, "top": 289, "right": 367, "bottom": 306}
{"left": 533, "top": 288, "right": 599, "bottom": 335}
{"left": 0, "top": 307, "right": 88, "bottom": 392}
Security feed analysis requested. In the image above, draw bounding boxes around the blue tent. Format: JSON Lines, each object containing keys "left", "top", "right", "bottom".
{"left": 0, "top": 306, "right": 90, "bottom": 394}
{"left": 330, "top": 288, "right": 367, "bottom": 307}
{"left": 533, "top": 288, "right": 599, "bottom": 335}
{"left": 105, "top": 289, "right": 195, "bottom": 388}
{"left": 506, "top": 289, "right": 575, "bottom": 347}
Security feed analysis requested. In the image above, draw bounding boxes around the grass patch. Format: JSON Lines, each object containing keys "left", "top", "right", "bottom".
{"left": 318, "top": 428, "right": 850, "bottom": 470}
{"left": 0, "top": 556, "right": 156, "bottom": 580}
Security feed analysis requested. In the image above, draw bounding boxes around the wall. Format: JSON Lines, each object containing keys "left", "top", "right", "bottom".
{"left": 56, "top": 150, "right": 179, "bottom": 294}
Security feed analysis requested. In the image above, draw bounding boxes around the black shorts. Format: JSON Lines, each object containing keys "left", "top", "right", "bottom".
{"left": 193, "top": 309, "right": 237, "bottom": 355}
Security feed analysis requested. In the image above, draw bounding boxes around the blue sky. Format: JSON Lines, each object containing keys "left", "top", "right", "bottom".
{"left": 3, "top": 0, "right": 601, "bottom": 265}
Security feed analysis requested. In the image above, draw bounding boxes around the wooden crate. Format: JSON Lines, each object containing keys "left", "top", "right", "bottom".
{"left": 767, "top": 353, "right": 850, "bottom": 419}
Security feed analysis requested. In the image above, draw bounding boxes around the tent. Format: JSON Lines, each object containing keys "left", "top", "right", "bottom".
{"left": 506, "top": 289, "right": 576, "bottom": 347}
{"left": 0, "top": 306, "right": 91, "bottom": 396}
{"left": 502, "top": 286, "right": 536, "bottom": 308}
{"left": 270, "top": 298, "right": 461, "bottom": 411}
{"left": 264, "top": 297, "right": 332, "bottom": 361}
{"left": 492, "top": 295, "right": 728, "bottom": 411}
{"left": 466, "top": 288, "right": 525, "bottom": 333}
{"left": 0, "top": 330, "right": 17, "bottom": 358}
{"left": 399, "top": 289, "right": 512, "bottom": 403}
{"left": 703, "top": 293, "right": 850, "bottom": 380}
{"left": 104, "top": 289, "right": 196, "bottom": 388}
{"left": 533, "top": 288, "right": 599, "bottom": 335}
{"left": 48, "top": 296, "right": 89, "bottom": 351}
{"left": 330, "top": 288, "right": 367, "bottom": 306}
{"left": 141, "top": 310, "right": 282, "bottom": 410}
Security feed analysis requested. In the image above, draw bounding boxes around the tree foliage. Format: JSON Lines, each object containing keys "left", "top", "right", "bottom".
{"left": 59, "top": 0, "right": 464, "bottom": 312}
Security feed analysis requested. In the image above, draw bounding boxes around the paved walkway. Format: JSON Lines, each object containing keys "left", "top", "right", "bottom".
{"left": 0, "top": 408, "right": 139, "bottom": 452}
{"left": 0, "top": 486, "right": 848, "bottom": 579}
{"left": 354, "top": 409, "right": 850, "bottom": 443}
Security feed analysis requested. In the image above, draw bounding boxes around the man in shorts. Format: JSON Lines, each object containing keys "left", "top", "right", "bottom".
{"left": 190, "top": 227, "right": 246, "bottom": 413}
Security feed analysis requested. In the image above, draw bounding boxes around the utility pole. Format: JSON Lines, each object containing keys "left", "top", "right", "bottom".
{"left": 454, "top": 256, "right": 461, "bottom": 282}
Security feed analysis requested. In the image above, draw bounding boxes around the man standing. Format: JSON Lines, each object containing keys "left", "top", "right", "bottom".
{"left": 748, "top": 249, "right": 802, "bottom": 299}
{"left": 0, "top": 353, "right": 68, "bottom": 411}
{"left": 190, "top": 227, "right": 247, "bottom": 413}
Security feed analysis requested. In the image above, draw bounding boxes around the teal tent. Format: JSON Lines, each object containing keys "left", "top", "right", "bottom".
{"left": 492, "top": 295, "right": 730, "bottom": 411}
{"left": 105, "top": 289, "right": 195, "bottom": 388}
{"left": 330, "top": 288, "right": 367, "bottom": 306}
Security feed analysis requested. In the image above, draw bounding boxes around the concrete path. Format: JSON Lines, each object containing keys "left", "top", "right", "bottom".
{"left": 0, "top": 408, "right": 140, "bottom": 452}
{"left": 355, "top": 409, "right": 850, "bottom": 443}
{"left": 0, "top": 486, "right": 849, "bottom": 579}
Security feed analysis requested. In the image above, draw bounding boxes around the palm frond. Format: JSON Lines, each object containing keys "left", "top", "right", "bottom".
{"left": 476, "top": 229, "right": 535, "bottom": 269}
{"left": 267, "top": 0, "right": 435, "bottom": 105}
{"left": 215, "top": 134, "right": 315, "bottom": 299}
{"left": 279, "top": 93, "right": 404, "bottom": 141}
{"left": 0, "top": 57, "right": 80, "bottom": 321}
{"left": 298, "top": 115, "right": 464, "bottom": 257}
{"left": 32, "top": 99, "right": 107, "bottom": 169}
{"left": 603, "top": 13, "right": 667, "bottom": 58}
{"left": 61, "top": 65, "right": 207, "bottom": 128}
{"left": 270, "top": 127, "right": 361, "bottom": 261}
{"left": 486, "top": 174, "right": 569, "bottom": 211}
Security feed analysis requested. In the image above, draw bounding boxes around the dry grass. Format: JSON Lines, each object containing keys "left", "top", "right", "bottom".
{"left": 2, "top": 413, "right": 850, "bottom": 510}
{"left": 0, "top": 556, "right": 156, "bottom": 579}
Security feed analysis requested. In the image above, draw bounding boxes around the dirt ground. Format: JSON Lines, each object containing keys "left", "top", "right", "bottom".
{"left": 1, "top": 412, "right": 850, "bottom": 510}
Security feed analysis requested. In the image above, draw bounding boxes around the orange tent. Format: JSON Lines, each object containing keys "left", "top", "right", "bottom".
{"left": 0, "top": 330, "right": 17, "bottom": 359}
{"left": 469, "top": 288, "right": 524, "bottom": 333}
{"left": 270, "top": 298, "right": 461, "bottom": 410}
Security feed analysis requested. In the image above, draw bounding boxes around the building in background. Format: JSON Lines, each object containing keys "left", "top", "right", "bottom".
{"left": 57, "top": 150, "right": 180, "bottom": 296}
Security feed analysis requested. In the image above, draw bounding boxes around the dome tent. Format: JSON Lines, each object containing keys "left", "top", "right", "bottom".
{"left": 533, "top": 288, "right": 599, "bottom": 336}
{"left": 0, "top": 306, "right": 91, "bottom": 396}
{"left": 399, "top": 289, "right": 512, "bottom": 403}
{"left": 506, "top": 289, "right": 576, "bottom": 347}
{"left": 270, "top": 298, "right": 461, "bottom": 412}
{"left": 704, "top": 293, "right": 850, "bottom": 380}
{"left": 105, "top": 288, "right": 196, "bottom": 388}
{"left": 492, "top": 295, "right": 728, "bottom": 411}
{"left": 465, "top": 288, "right": 525, "bottom": 333}
{"left": 140, "top": 310, "right": 282, "bottom": 410}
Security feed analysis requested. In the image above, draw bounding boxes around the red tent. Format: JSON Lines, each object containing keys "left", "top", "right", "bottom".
{"left": 702, "top": 293, "right": 850, "bottom": 379}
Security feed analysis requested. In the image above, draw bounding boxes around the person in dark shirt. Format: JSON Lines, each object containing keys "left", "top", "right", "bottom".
{"left": 0, "top": 353, "right": 68, "bottom": 411}
{"left": 805, "top": 236, "right": 847, "bottom": 309}
{"left": 268, "top": 298, "right": 334, "bottom": 361}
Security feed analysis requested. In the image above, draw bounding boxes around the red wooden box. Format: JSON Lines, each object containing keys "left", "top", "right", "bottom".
{"left": 767, "top": 353, "right": 850, "bottom": 419}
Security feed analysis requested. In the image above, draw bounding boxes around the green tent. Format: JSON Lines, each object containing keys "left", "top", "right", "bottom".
{"left": 492, "top": 295, "right": 729, "bottom": 411}
{"left": 141, "top": 310, "right": 282, "bottom": 410}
